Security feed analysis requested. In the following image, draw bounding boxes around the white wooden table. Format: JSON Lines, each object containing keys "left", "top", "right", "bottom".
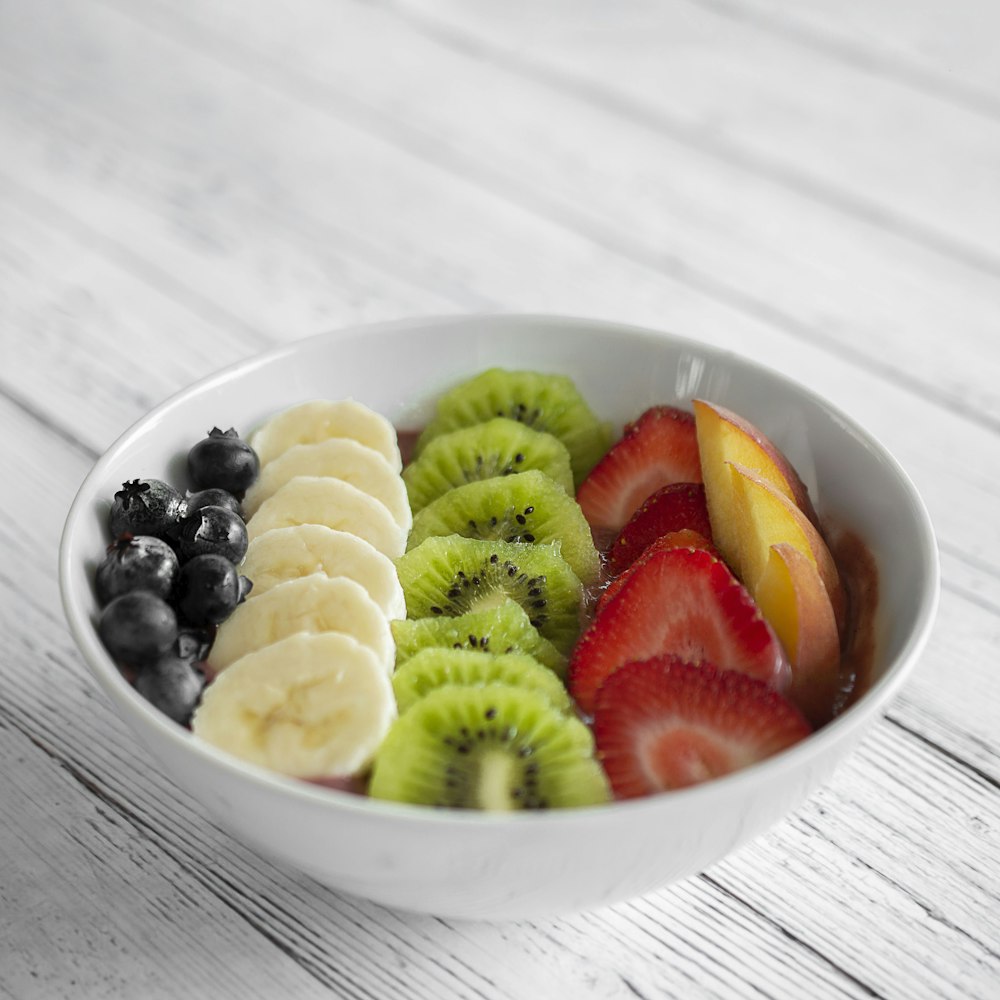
{"left": 2, "top": 1, "right": 998, "bottom": 996}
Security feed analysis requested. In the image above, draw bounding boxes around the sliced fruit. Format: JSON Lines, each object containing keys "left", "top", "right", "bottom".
{"left": 392, "top": 648, "right": 572, "bottom": 716}
{"left": 246, "top": 476, "right": 406, "bottom": 558}
{"left": 693, "top": 399, "right": 818, "bottom": 568}
{"left": 568, "top": 546, "right": 789, "bottom": 715}
{"left": 727, "top": 461, "right": 845, "bottom": 623}
{"left": 593, "top": 657, "right": 811, "bottom": 799}
{"left": 576, "top": 406, "right": 702, "bottom": 548}
{"left": 368, "top": 684, "right": 610, "bottom": 810}
{"left": 605, "top": 482, "right": 712, "bottom": 576}
{"left": 240, "top": 524, "right": 405, "bottom": 619}
{"left": 414, "top": 369, "right": 611, "bottom": 487}
{"left": 755, "top": 543, "right": 841, "bottom": 727}
{"left": 391, "top": 601, "right": 567, "bottom": 676}
{"left": 403, "top": 417, "right": 574, "bottom": 514}
{"left": 206, "top": 574, "right": 394, "bottom": 676}
{"left": 594, "top": 530, "right": 717, "bottom": 617}
{"left": 192, "top": 631, "right": 396, "bottom": 778}
{"left": 243, "top": 438, "right": 411, "bottom": 531}
{"left": 250, "top": 399, "right": 401, "bottom": 471}
{"left": 407, "top": 470, "right": 601, "bottom": 586}
{"left": 396, "top": 537, "right": 583, "bottom": 654}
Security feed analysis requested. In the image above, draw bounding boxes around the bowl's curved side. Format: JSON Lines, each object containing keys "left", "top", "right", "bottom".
{"left": 59, "top": 314, "right": 940, "bottom": 919}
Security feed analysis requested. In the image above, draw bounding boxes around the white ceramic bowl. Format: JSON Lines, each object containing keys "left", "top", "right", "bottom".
{"left": 59, "top": 315, "right": 939, "bottom": 920}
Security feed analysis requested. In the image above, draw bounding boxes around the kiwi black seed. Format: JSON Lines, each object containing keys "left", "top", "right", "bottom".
{"left": 396, "top": 537, "right": 584, "bottom": 654}
{"left": 406, "top": 470, "right": 601, "bottom": 586}
{"left": 414, "top": 369, "right": 612, "bottom": 488}
{"left": 368, "top": 684, "right": 610, "bottom": 810}
{"left": 403, "top": 417, "right": 574, "bottom": 514}
{"left": 392, "top": 648, "right": 573, "bottom": 716}
{"left": 390, "top": 602, "right": 567, "bottom": 676}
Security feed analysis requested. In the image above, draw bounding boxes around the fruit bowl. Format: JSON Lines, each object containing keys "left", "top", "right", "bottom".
{"left": 59, "top": 314, "right": 939, "bottom": 920}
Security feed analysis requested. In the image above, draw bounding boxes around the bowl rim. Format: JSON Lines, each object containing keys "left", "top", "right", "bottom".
{"left": 59, "top": 312, "right": 941, "bottom": 826}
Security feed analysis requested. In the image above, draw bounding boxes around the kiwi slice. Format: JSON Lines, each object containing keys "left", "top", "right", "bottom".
{"left": 415, "top": 369, "right": 612, "bottom": 487}
{"left": 403, "top": 417, "right": 574, "bottom": 514}
{"left": 392, "top": 648, "right": 573, "bottom": 716}
{"left": 368, "top": 684, "right": 610, "bottom": 810}
{"left": 396, "top": 537, "right": 583, "bottom": 654}
{"left": 391, "top": 602, "right": 567, "bottom": 676}
{"left": 407, "top": 470, "right": 601, "bottom": 586}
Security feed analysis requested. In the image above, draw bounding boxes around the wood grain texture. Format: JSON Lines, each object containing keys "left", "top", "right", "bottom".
{"left": 1, "top": 0, "right": 997, "bottom": 996}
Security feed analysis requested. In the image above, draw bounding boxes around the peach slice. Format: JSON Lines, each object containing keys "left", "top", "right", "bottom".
{"left": 756, "top": 543, "right": 841, "bottom": 726}
{"left": 692, "top": 400, "right": 819, "bottom": 567}
{"left": 727, "top": 462, "right": 845, "bottom": 630}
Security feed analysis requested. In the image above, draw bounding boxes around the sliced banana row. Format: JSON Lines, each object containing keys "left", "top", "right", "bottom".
{"left": 193, "top": 398, "right": 407, "bottom": 779}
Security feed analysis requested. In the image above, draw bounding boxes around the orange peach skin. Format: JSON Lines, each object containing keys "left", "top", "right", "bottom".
{"left": 756, "top": 543, "right": 841, "bottom": 726}
{"left": 692, "top": 400, "right": 819, "bottom": 567}
{"left": 727, "top": 462, "right": 846, "bottom": 632}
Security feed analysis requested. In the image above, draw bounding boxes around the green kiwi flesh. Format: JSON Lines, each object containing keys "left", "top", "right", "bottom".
{"left": 415, "top": 369, "right": 612, "bottom": 488}
{"left": 407, "top": 470, "right": 601, "bottom": 586}
{"left": 390, "top": 602, "right": 567, "bottom": 676}
{"left": 403, "top": 417, "right": 574, "bottom": 513}
{"left": 396, "top": 537, "right": 583, "bottom": 654}
{"left": 392, "top": 648, "right": 573, "bottom": 716}
{"left": 368, "top": 684, "right": 610, "bottom": 810}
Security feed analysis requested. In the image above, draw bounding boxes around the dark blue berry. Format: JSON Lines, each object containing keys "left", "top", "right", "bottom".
{"left": 135, "top": 655, "right": 205, "bottom": 725}
{"left": 175, "top": 626, "right": 214, "bottom": 664}
{"left": 176, "top": 505, "right": 248, "bottom": 563}
{"left": 95, "top": 534, "right": 179, "bottom": 606}
{"left": 98, "top": 591, "right": 178, "bottom": 666}
{"left": 185, "top": 487, "right": 243, "bottom": 518}
{"left": 176, "top": 554, "right": 242, "bottom": 626}
{"left": 109, "top": 479, "right": 187, "bottom": 539}
{"left": 188, "top": 427, "right": 259, "bottom": 499}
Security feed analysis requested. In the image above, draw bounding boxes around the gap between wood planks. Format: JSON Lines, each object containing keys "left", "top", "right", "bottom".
{"left": 674, "top": 0, "right": 1000, "bottom": 121}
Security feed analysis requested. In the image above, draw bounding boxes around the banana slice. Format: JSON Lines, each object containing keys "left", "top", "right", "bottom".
{"left": 243, "top": 439, "right": 411, "bottom": 531}
{"left": 240, "top": 524, "right": 405, "bottom": 619}
{"left": 246, "top": 476, "right": 407, "bottom": 558}
{"left": 207, "top": 574, "right": 394, "bottom": 676}
{"left": 193, "top": 631, "right": 396, "bottom": 778}
{"left": 250, "top": 399, "right": 401, "bottom": 471}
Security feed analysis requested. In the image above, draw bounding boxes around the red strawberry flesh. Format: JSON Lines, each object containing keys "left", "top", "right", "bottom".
{"left": 595, "top": 530, "right": 717, "bottom": 617}
{"left": 593, "top": 657, "right": 811, "bottom": 799}
{"left": 570, "top": 546, "right": 790, "bottom": 714}
{"left": 577, "top": 406, "right": 702, "bottom": 548}
{"left": 606, "top": 482, "right": 712, "bottom": 576}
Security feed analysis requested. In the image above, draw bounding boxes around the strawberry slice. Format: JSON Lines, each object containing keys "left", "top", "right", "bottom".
{"left": 605, "top": 482, "right": 712, "bottom": 576}
{"left": 569, "top": 546, "right": 789, "bottom": 714}
{"left": 593, "top": 657, "right": 811, "bottom": 799}
{"left": 576, "top": 406, "right": 702, "bottom": 548}
{"left": 594, "top": 530, "right": 717, "bottom": 618}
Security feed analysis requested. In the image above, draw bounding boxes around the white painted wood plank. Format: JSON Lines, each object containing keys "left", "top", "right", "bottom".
{"left": 373, "top": 0, "right": 1000, "bottom": 268}
{"left": 68, "top": 0, "right": 1000, "bottom": 435}
{"left": 688, "top": 0, "right": 1000, "bottom": 112}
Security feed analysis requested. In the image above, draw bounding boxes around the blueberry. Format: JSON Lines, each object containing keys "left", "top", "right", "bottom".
{"left": 188, "top": 427, "right": 259, "bottom": 499}
{"left": 109, "top": 479, "right": 187, "bottom": 539}
{"left": 98, "top": 591, "right": 178, "bottom": 666}
{"left": 95, "top": 534, "right": 180, "bottom": 606}
{"left": 176, "top": 505, "right": 248, "bottom": 563}
{"left": 185, "top": 487, "right": 243, "bottom": 518}
{"left": 175, "top": 626, "right": 215, "bottom": 664}
{"left": 176, "top": 554, "right": 242, "bottom": 626}
{"left": 135, "top": 655, "right": 205, "bottom": 726}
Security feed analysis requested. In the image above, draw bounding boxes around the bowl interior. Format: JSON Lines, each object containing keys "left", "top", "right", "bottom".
{"left": 60, "top": 313, "right": 939, "bottom": 825}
